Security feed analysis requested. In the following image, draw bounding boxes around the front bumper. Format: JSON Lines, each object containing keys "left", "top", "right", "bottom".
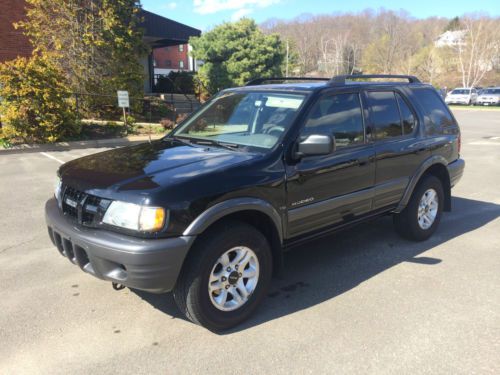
{"left": 447, "top": 158, "right": 465, "bottom": 187}
{"left": 45, "top": 198, "right": 194, "bottom": 293}
{"left": 445, "top": 98, "right": 470, "bottom": 105}
{"left": 476, "top": 100, "right": 499, "bottom": 106}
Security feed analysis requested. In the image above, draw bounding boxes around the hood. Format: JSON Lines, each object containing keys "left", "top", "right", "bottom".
{"left": 59, "top": 139, "right": 261, "bottom": 195}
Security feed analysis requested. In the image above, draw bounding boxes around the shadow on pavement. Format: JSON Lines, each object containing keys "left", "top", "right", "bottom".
{"left": 133, "top": 196, "right": 500, "bottom": 333}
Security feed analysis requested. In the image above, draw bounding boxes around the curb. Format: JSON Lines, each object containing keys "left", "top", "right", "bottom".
{"left": 0, "top": 134, "right": 164, "bottom": 155}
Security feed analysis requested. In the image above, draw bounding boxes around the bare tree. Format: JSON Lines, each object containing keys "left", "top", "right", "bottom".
{"left": 452, "top": 16, "right": 499, "bottom": 87}
{"left": 261, "top": 10, "right": 499, "bottom": 87}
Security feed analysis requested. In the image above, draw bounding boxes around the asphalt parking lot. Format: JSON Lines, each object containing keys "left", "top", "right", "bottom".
{"left": 1, "top": 109, "right": 499, "bottom": 374}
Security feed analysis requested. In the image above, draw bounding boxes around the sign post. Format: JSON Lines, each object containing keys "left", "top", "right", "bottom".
{"left": 117, "top": 90, "right": 130, "bottom": 132}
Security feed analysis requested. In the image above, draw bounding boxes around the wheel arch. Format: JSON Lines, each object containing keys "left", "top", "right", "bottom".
{"left": 183, "top": 198, "right": 284, "bottom": 273}
{"left": 395, "top": 156, "right": 452, "bottom": 213}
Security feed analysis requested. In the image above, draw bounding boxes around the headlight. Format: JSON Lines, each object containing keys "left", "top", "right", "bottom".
{"left": 54, "top": 178, "right": 62, "bottom": 202}
{"left": 102, "top": 201, "right": 166, "bottom": 232}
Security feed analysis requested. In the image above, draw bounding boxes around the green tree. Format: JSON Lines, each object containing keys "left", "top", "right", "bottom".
{"left": 190, "top": 19, "right": 286, "bottom": 94}
{"left": 0, "top": 55, "right": 78, "bottom": 143}
{"left": 444, "top": 17, "right": 462, "bottom": 31}
{"left": 17, "top": 0, "right": 146, "bottom": 115}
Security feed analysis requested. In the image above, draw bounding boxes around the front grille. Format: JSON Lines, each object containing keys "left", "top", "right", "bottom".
{"left": 61, "top": 185, "right": 110, "bottom": 226}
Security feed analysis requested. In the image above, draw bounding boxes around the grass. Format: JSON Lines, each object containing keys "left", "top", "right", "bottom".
{"left": 449, "top": 105, "right": 500, "bottom": 111}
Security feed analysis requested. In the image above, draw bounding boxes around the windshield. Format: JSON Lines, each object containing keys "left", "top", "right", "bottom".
{"left": 482, "top": 88, "right": 500, "bottom": 94}
{"left": 172, "top": 91, "right": 306, "bottom": 150}
{"left": 451, "top": 89, "right": 471, "bottom": 95}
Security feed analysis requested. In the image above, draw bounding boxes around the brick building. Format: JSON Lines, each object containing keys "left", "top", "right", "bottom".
{"left": 0, "top": 0, "right": 33, "bottom": 63}
{"left": 153, "top": 43, "right": 191, "bottom": 73}
{"left": 0, "top": 4, "right": 200, "bottom": 92}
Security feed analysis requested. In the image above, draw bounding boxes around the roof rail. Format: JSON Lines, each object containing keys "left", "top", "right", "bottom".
{"left": 245, "top": 77, "right": 330, "bottom": 86}
{"left": 329, "top": 74, "right": 421, "bottom": 85}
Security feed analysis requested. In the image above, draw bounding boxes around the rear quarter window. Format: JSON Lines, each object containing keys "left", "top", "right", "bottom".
{"left": 412, "top": 88, "right": 455, "bottom": 135}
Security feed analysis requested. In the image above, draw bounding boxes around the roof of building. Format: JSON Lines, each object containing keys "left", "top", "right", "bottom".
{"left": 140, "top": 9, "right": 201, "bottom": 48}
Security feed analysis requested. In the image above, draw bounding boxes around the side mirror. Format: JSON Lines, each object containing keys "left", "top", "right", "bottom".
{"left": 295, "top": 134, "right": 335, "bottom": 158}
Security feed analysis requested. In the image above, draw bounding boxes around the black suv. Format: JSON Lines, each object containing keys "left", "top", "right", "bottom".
{"left": 45, "top": 75, "right": 465, "bottom": 331}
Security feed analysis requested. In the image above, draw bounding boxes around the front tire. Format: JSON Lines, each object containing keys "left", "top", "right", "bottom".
{"left": 173, "top": 221, "right": 272, "bottom": 331}
{"left": 394, "top": 175, "right": 444, "bottom": 241}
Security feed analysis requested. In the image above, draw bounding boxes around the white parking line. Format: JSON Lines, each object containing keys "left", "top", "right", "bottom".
{"left": 40, "top": 152, "right": 65, "bottom": 164}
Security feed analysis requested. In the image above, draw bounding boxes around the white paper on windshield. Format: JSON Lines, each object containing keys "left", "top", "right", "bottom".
{"left": 265, "top": 96, "right": 303, "bottom": 109}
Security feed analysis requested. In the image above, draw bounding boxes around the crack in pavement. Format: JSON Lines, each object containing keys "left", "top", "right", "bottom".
{"left": 0, "top": 237, "right": 40, "bottom": 254}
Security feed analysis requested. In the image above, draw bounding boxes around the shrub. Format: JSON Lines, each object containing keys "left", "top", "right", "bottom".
{"left": 176, "top": 113, "right": 189, "bottom": 124}
{"left": 125, "top": 114, "right": 136, "bottom": 126}
{"left": 0, "top": 55, "right": 78, "bottom": 143}
{"left": 160, "top": 118, "right": 175, "bottom": 130}
{"left": 154, "top": 71, "right": 195, "bottom": 94}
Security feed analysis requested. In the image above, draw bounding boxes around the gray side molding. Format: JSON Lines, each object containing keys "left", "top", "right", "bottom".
{"left": 183, "top": 198, "right": 284, "bottom": 242}
{"left": 394, "top": 155, "right": 449, "bottom": 213}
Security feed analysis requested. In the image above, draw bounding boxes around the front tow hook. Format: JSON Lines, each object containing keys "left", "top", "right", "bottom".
{"left": 112, "top": 282, "right": 125, "bottom": 291}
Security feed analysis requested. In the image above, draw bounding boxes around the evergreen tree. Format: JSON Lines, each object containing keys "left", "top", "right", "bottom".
{"left": 190, "top": 19, "right": 286, "bottom": 94}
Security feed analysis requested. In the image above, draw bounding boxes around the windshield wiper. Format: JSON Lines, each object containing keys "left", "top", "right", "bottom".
{"left": 163, "top": 135, "right": 193, "bottom": 146}
{"left": 189, "top": 139, "right": 241, "bottom": 151}
{"left": 164, "top": 135, "right": 240, "bottom": 151}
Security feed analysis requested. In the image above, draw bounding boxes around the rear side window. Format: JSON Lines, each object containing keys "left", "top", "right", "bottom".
{"left": 396, "top": 93, "right": 416, "bottom": 134}
{"left": 366, "top": 91, "right": 402, "bottom": 139}
{"left": 302, "top": 93, "right": 364, "bottom": 148}
{"left": 412, "top": 88, "right": 455, "bottom": 134}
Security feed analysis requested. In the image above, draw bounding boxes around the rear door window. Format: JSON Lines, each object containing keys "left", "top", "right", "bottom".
{"left": 412, "top": 88, "right": 455, "bottom": 135}
{"left": 366, "top": 91, "right": 402, "bottom": 140}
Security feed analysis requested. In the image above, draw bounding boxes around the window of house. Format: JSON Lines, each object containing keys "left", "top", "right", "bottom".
{"left": 179, "top": 60, "right": 184, "bottom": 69}
{"left": 395, "top": 93, "right": 416, "bottom": 134}
{"left": 302, "top": 93, "right": 364, "bottom": 148}
{"left": 366, "top": 91, "right": 402, "bottom": 140}
{"left": 179, "top": 44, "right": 184, "bottom": 52}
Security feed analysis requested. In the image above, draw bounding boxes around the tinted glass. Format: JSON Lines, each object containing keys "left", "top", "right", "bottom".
{"left": 366, "top": 91, "right": 402, "bottom": 139}
{"left": 396, "top": 93, "right": 416, "bottom": 134}
{"left": 303, "top": 93, "right": 364, "bottom": 148}
{"left": 413, "top": 88, "right": 454, "bottom": 134}
{"left": 451, "top": 89, "right": 471, "bottom": 95}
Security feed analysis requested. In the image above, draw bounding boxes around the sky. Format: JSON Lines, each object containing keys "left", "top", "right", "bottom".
{"left": 141, "top": 0, "right": 500, "bottom": 31}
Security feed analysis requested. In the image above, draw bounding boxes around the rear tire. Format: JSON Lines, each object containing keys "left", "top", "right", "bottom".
{"left": 173, "top": 221, "right": 272, "bottom": 331}
{"left": 394, "top": 175, "right": 444, "bottom": 241}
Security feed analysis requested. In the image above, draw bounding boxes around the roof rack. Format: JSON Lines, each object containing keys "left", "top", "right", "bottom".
{"left": 329, "top": 74, "right": 421, "bottom": 85}
{"left": 245, "top": 77, "right": 330, "bottom": 86}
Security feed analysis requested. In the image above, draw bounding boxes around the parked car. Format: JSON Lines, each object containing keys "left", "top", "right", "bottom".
{"left": 476, "top": 87, "right": 500, "bottom": 106}
{"left": 445, "top": 87, "right": 478, "bottom": 105}
{"left": 45, "top": 74, "right": 465, "bottom": 331}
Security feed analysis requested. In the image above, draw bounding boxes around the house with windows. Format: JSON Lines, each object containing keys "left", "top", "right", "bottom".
{"left": 434, "top": 30, "right": 466, "bottom": 48}
{"left": 153, "top": 43, "right": 198, "bottom": 77}
{"left": 140, "top": 10, "right": 201, "bottom": 92}
{"left": 0, "top": 2, "right": 201, "bottom": 93}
